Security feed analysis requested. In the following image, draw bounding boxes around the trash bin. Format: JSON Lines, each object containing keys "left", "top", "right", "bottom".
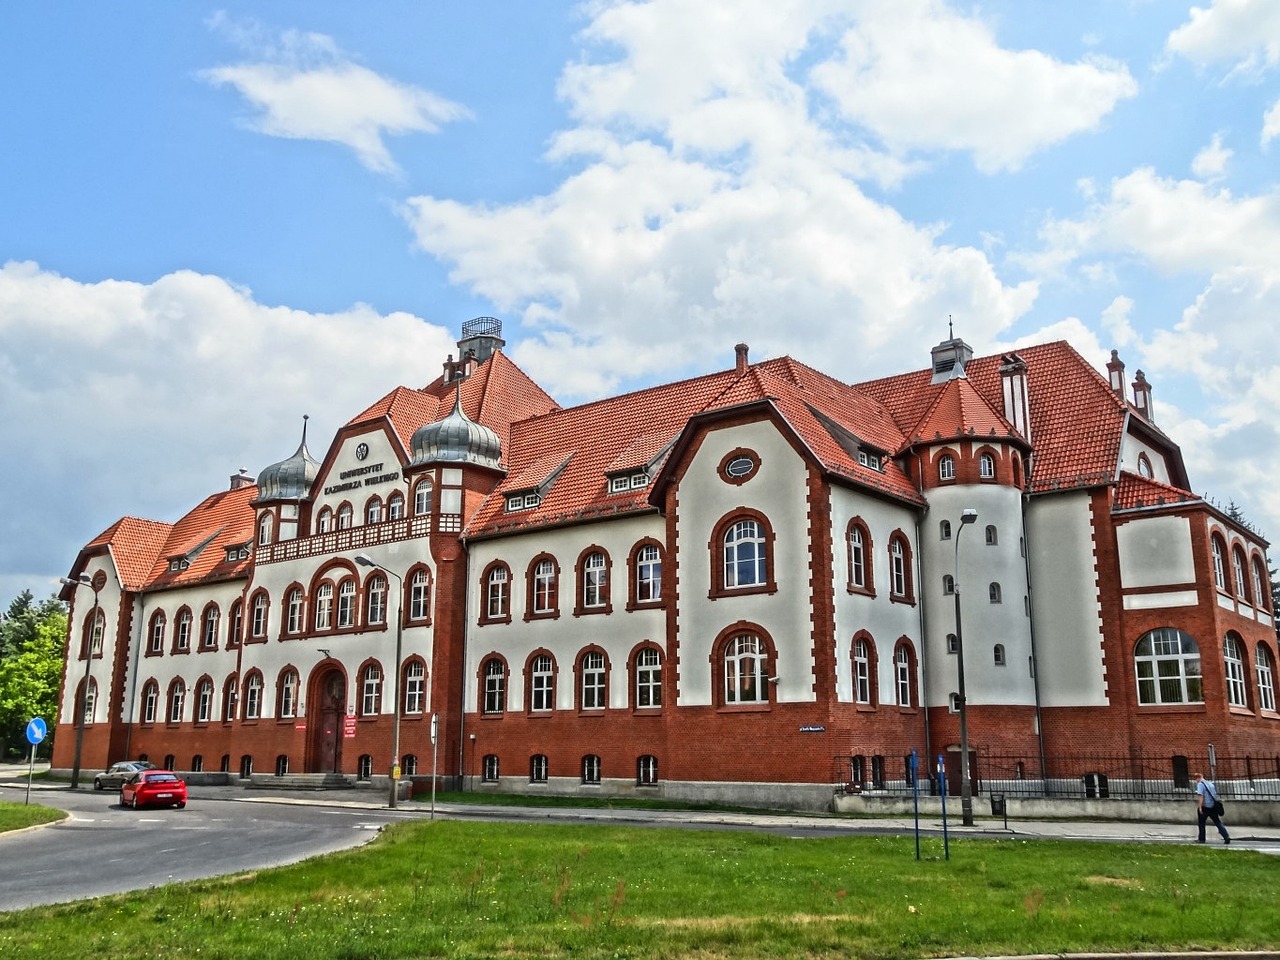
{"left": 989, "top": 793, "right": 1006, "bottom": 816}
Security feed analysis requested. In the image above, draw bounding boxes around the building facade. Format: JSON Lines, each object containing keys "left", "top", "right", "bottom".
{"left": 55, "top": 318, "right": 1280, "bottom": 807}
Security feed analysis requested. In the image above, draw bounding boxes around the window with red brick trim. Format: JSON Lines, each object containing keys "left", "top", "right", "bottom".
{"left": 141, "top": 680, "right": 159, "bottom": 724}
{"left": 938, "top": 453, "right": 956, "bottom": 482}
{"left": 365, "top": 495, "right": 383, "bottom": 525}
{"left": 278, "top": 668, "right": 300, "bottom": 719}
{"left": 1211, "top": 534, "right": 1228, "bottom": 591}
{"left": 173, "top": 607, "right": 193, "bottom": 654}
{"left": 1231, "top": 546, "right": 1250, "bottom": 603}
{"left": 1252, "top": 555, "right": 1271, "bottom": 611}
{"left": 888, "top": 533, "right": 914, "bottom": 603}
{"left": 336, "top": 577, "right": 357, "bottom": 628}
{"left": 481, "top": 656, "right": 508, "bottom": 714}
{"left": 257, "top": 513, "right": 273, "bottom": 546}
{"left": 336, "top": 502, "right": 354, "bottom": 530}
{"left": 628, "top": 540, "right": 664, "bottom": 608}
{"left": 1224, "top": 632, "right": 1250, "bottom": 708}
{"left": 167, "top": 678, "right": 186, "bottom": 724}
{"left": 387, "top": 491, "right": 405, "bottom": 520}
{"left": 249, "top": 591, "right": 270, "bottom": 640}
{"left": 407, "top": 566, "right": 432, "bottom": 623}
{"left": 365, "top": 574, "right": 387, "bottom": 626}
{"left": 242, "top": 671, "right": 264, "bottom": 719}
{"left": 147, "top": 611, "right": 166, "bottom": 656}
{"left": 360, "top": 662, "right": 383, "bottom": 717}
{"left": 710, "top": 510, "right": 777, "bottom": 598}
{"left": 222, "top": 674, "right": 238, "bottom": 721}
{"left": 633, "top": 646, "right": 663, "bottom": 709}
{"left": 200, "top": 603, "right": 220, "bottom": 650}
{"left": 227, "top": 600, "right": 243, "bottom": 648}
{"left": 316, "top": 506, "right": 333, "bottom": 534}
{"left": 195, "top": 677, "right": 214, "bottom": 723}
{"left": 1134, "top": 627, "right": 1203, "bottom": 705}
{"left": 714, "top": 628, "right": 774, "bottom": 708}
{"left": 575, "top": 547, "right": 612, "bottom": 615}
{"left": 480, "top": 561, "right": 512, "bottom": 624}
{"left": 578, "top": 648, "right": 609, "bottom": 711}
{"left": 527, "top": 651, "right": 556, "bottom": 713}
{"left": 403, "top": 659, "right": 426, "bottom": 715}
{"left": 1256, "top": 643, "right": 1277, "bottom": 712}
{"left": 525, "top": 554, "right": 560, "bottom": 620}
{"left": 853, "top": 634, "right": 877, "bottom": 706}
{"left": 847, "top": 519, "right": 875, "bottom": 595}
{"left": 893, "top": 640, "right": 918, "bottom": 707}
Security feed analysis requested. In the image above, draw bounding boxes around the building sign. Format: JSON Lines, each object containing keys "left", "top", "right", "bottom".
{"left": 343, "top": 716, "right": 357, "bottom": 739}
{"left": 799, "top": 725, "right": 826, "bottom": 733}
{"left": 323, "top": 461, "right": 401, "bottom": 496}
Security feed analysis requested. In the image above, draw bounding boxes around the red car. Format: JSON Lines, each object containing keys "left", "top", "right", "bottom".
{"left": 120, "top": 770, "right": 187, "bottom": 809}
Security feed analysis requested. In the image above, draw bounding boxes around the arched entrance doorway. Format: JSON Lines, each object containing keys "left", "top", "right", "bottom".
{"left": 309, "top": 668, "right": 346, "bottom": 773}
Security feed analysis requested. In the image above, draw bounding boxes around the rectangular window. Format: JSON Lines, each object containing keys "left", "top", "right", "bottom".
{"left": 581, "top": 652, "right": 606, "bottom": 709}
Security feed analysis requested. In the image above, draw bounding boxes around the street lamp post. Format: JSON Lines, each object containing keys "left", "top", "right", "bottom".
{"left": 953, "top": 508, "right": 978, "bottom": 827}
{"left": 355, "top": 554, "right": 404, "bottom": 808}
{"left": 60, "top": 572, "right": 101, "bottom": 790}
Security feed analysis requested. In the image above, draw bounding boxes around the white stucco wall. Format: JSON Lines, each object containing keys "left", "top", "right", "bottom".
{"left": 1116, "top": 514, "right": 1195, "bottom": 589}
{"left": 1025, "top": 491, "right": 1108, "bottom": 707}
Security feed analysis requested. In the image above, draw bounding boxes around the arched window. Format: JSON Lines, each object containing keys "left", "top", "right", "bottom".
{"left": 174, "top": 608, "right": 192, "bottom": 653}
{"left": 200, "top": 604, "right": 220, "bottom": 649}
{"left": 357, "top": 755, "right": 372, "bottom": 781}
{"left": 366, "top": 575, "right": 387, "bottom": 626}
{"left": 409, "top": 568, "right": 432, "bottom": 621}
{"left": 1252, "top": 556, "right": 1270, "bottom": 611}
{"left": 578, "top": 549, "right": 610, "bottom": 613}
{"left": 387, "top": 491, "right": 405, "bottom": 520}
{"left": 1137, "top": 453, "right": 1153, "bottom": 478}
{"left": 1134, "top": 628, "right": 1203, "bottom": 705}
{"left": 631, "top": 542, "right": 663, "bottom": 606}
{"left": 168, "top": 679, "right": 186, "bottom": 724}
{"left": 637, "top": 755, "right": 658, "bottom": 786}
{"left": 148, "top": 612, "right": 166, "bottom": 655}
{"left": 942, "top": 574, "right": 954, "bottom": 595}
{"left": 530, "top": 653, "right": 554, "bottom": 712}
{"left": 365, "top": 497, "right": 383, "bottom": 525}
{"left": 853, "top": 636, "right": 875, "bottom": 706}
{"left": 257, "top": 513, "right": 273, "bottom": 546}
{"left": 724, "top": 519, "right": 766, "bottom": 588}
{"left": 580, "top": 650, "right": 607, "bottom": 710}
{"left": 1211, "top": 535, "right": 1227, "bottom": 590}
{"left": 947, "top": 633, "right": 958, "bottom": 653}
{"left": 404, "top": 660, "right": 426, "bottom": 714}
{"left": 979, "top": 452, "right": 996, "bottom": 479}
{"left": 314, "top": 582, "right": 334, "bottom": 631}
{"left": 634, "top": 647, "right": 662, "bottom": 708}
{"left": 402, "top": 755, "right": 418, "bottom": 776}
{"left": 1232, "top": 547, "right": 1250, "bottom": 602}
{"left": 985, "top": 524, "right": 998, "bottom": 546}
{"left": 142, "top": 680, "right": 159, "bottom": 724}
{"left": 337, "top": 578, "right": 357, "bottom": 628}
{"left": 894, "top": 642, "right": 917, "bottom": 707}
{"left": 286, "top": 587, "right": 305, "bottom": 635}
{"left": 250, "top": 591, "right": 270, "bottom": 639}
{"left": 222, "top": 674, "right": 238, "bottom": 721}
{"left": 361, "top": 664, "right": 382, "bottom": 716}
{"left": 1223, "top": 633, "right": 1249, "bottom": 708}
{"left": 939, "top": 520, "right": 951, "bottom": 541}
{"left": 993, "top": 643, "right": 1007, "bottom": 666}
{"left": 482, "top": 657, "right": 507, "bottom": 714}
{"left": 888, "top": 534, "right": 913, "bottom": 602}
{"left": 1256, "top": 643, "right": 1277, "bottom": 712}
{"left": 484, "top": 754, "right": 501, "bottom": 782}
{"left": 528, "top": 557, "right": 559, "bottom": 617}
{"left": 989, "top": 582, "right": 1002, "bottom": 604}
{"left": 228, "top": 600, "right": 243, "bottom": 647}
{"left": 316, "top": 507, "right": 333, "bottom": 534}
{"left": 78, "top": 677, "right": 97, "bottom": 724}
{"left": 279, "top": 669, "right": 299, "bottom": 719}
{"left": 244, "top": 672, "right": 263, "bottom": 719}
{"left": 723, "top": 633, "right": 768, "bottom": 705}
{"left": 939, "top": 454, "right": 955, "bottom": 481}
{"left": 414, "top": 478, "right": 433, "bottom": 517}
{"left": 847, "top": 519, "right": 874, "bottom": 594}
{"left": 530, "top": 754, "right": 549, "bottom": 783}
{"left": 336, "top": 503, "right": 353, "bottom": 530}
{"left": 482, "top": 562, "right": 511, "bottom": 622}
{"left": 196, "top": 678, "right": 214, "bottom": 723}
{"left": 581, "top": 755, "right": 601, "bottom": 784}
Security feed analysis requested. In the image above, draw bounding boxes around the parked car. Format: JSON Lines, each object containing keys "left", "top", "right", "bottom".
{"left": 120, "top": 770, "right": 187, "bottom": 809}
{"left": 93, "top": 761, "right": 156, "bottom": 791}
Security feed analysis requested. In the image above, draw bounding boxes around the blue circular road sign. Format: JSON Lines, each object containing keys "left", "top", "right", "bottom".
{"left": 25, "top": 717, "right": 47, "bottom": 745}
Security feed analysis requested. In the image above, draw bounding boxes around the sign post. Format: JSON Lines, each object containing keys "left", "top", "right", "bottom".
{"left": 25, "top": 717, "right": 47, "bottom": 806}
{"left": 937, "top": 754, "right": 950, "bottom": 861}
{"left": 430, "top": 713, "right": 438, "bottom": 820}
{"left": 909, "top": 749, "right": 920, "bottom": 861}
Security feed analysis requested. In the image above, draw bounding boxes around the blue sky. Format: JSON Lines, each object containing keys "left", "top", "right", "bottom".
{"left": 3, "top": 0, "right": 1280, "bottom": 600}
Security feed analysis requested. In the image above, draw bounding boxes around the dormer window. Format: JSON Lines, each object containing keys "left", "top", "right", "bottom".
{"left": 505, "top": 492, "right": 542, "bottom": 512}
{"left": 608, "top": 472, "right": 649, "bottom": 494}
{"left": 168, "top": 558, "right": 190, "bottom": 573}
{"left": 857, "top": 451, "right": 882, "bottom": 472}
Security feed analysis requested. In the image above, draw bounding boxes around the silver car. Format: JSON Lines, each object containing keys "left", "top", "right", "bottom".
{"left": 93, "top": 761, "right": 156, "bottom": 791}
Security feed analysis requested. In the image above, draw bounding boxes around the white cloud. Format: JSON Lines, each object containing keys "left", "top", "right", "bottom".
{"left": 1192, "top": 132, "right": 1233, "bottom": 180}
{"left": 1263, "top": 97, "right": 1280, "bottom": 146}
{"left": 0, "top": 260, "right": 454, "bottom": 586}
{"left": 202, "top": 19, "right": 469, "bottom": 175}
{"left": 1165, "top": 0, "right": 1280, "bottom": 75}
{"left": 810, "top": 0, "right": 1137, "bottom": 173}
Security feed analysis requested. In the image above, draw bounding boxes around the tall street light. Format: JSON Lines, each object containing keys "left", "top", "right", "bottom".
{"left": 60, "top": 572, "right": 102, "bottom": 790}
{"left": 354, "top": 554, "right": 404, "bottom": 808}
{"left": 953, "top": 508, "right": 978, "bottom": 827}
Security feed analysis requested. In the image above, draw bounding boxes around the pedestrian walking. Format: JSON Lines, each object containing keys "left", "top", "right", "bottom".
{"left": 1193, "top": 772, "right": 1230, "bottom": 844}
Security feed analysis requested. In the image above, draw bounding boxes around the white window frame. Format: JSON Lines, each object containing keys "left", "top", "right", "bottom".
{"left": 724, "top": 634, "right": 766, "bottom": 704}
{"left": 404, "top": 661, "right": 425, "bottom": 714}
{"left": 581, "top": 651, "right": 606, "bottom": 710}
{"left": 531, "top": 654, "right": 554, "bottom": 712}
{"left": 636, "top": 648, "right": 662, "bottom": 708}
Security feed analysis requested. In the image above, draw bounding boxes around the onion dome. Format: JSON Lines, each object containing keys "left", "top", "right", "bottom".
{"left": 255, "top": 417, "right": 321, "bottom": 502}
{"left": 410, "top": 389, "right": 502, "bottom": 470}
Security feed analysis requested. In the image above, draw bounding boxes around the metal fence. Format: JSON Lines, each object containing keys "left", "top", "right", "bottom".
{"left": 837, "top": 753, "right": 1280, "bottom": 802}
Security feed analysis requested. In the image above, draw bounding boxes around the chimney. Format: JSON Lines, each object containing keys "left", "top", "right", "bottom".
{"left": 1132, "top": 369, "right": 1154, "bottom": 422}
{"left": 229, "top": 469, "right": 253, "bottom": 491}
{"left": 1106, "top": 350, "right": 1125, "bottom": 399}
{"left": 998, "top": 353, "right": 1031, "bottom": 443}
{"left": 442, "top": 353, "right": 457, "bottom": 383}
{"left": 930, "top": 335, "right": 974, "bottom": 384}
{"left": 735, "top": 343, "right": 749, "bottom": 375}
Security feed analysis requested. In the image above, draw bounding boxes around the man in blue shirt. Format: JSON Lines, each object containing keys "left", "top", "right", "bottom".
{"left": 1194, "top": 772, "right": 1230, "bottom": 844}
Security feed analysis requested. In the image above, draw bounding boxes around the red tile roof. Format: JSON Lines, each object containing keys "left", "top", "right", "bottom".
{"left": 144, "top": 484, "right": 259, "bottom": 589}
{"left": 1113, "top": 471, "right": 1202, "bottom": 512}
{"left": 80, "top": 517, "right": 173, "bottom": 592}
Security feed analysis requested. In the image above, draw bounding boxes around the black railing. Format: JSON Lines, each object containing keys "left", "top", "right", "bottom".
{"left": 836, "top": 753, "right": 1280, "bottom": 802}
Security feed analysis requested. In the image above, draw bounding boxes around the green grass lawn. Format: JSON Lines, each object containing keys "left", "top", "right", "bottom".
{"left": 0, "top": 799, "right": 64, "bottom": 834}
{"left": 0, "top": 818, "right": 1274, "bottom": 960}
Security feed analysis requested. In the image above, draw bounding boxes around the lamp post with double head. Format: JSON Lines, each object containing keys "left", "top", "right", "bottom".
{"left": 953, "top": 508, "right": 978, "bottom": 826}
{"left": 354, "top": 554, "right": 404, "bottom": 808}
{"left": 60, "top": 572, "right": 103, "bottom": 790}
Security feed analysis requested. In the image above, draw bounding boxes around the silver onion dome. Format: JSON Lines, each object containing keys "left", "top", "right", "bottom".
{"left": 256, "top": 417, "right": 321, "bottom": 501}
{"left": 411, "top": 390, "right": 502, "bottom": 469}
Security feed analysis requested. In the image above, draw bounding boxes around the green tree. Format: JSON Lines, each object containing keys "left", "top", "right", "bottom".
{"left": 0, "top": 593, "right": 66, "bottom": 758}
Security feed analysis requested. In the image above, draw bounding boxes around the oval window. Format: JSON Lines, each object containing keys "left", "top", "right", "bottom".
{"left": 725, "top": 456, "right": 755, "bottom": 479}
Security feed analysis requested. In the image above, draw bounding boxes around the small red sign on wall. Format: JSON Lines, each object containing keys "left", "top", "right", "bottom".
{"left": 343, "top": 716, "right": 357, "bottom": 738}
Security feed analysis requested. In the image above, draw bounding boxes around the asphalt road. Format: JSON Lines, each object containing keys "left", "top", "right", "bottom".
{"left": 0, "top": 787, "right": 404, "bottom": 912}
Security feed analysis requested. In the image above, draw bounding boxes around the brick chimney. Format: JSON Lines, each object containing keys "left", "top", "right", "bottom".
{"left": 1132, "top": 369, "right": 1154, "bottom": 422}
{"left": 229, "top": 469, "right": 253, "bottom": 491}
{"left": 1106, "top": 350, "right": 1125, "bottom": 399}
{"left": 735, "top": 343, "right": 749, "bottom": 375}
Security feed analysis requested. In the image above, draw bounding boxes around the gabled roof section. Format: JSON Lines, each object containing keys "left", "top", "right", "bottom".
{"left": 145, "top": 483, "right": 258, "bottom": 589}
{"left": 859, "top": 340, "right": 1129, "bottom": 493}
{"left": 904, "top": 376, "right": 1024, "bottom": 448}
{"left": 606, "top": 431, "right": 676, "bottom": 475}
{"left": 508, "top": 453, "right": 574, "bottom": 494}
{"left": 1113, "top": 471, "right": 1201, "bottom": 512}
{"left": 79, "top": 516, "right": 173, "bottom": 592}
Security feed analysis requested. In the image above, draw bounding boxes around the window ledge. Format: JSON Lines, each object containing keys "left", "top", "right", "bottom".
{"left": 1136, "top": 703, "right": 1205, "bottom": 714}
{"left": 717, "top": 703, "right": 771, "bottom": 713}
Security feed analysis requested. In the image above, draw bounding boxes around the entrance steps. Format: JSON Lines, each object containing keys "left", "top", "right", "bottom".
{"left": 246, "top": 772, "right": 355, "bottom": 791}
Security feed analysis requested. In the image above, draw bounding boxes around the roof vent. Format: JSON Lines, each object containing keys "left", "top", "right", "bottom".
{"left": 930, "top": 335, "right": 974, "bottom": 384}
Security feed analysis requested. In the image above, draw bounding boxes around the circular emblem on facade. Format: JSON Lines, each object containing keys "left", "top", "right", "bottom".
{"left": 719, "top": 448, "right": 760, "bottom": 485}
{"left": 355, "top": 442, "right": 369, "bottom": 461}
